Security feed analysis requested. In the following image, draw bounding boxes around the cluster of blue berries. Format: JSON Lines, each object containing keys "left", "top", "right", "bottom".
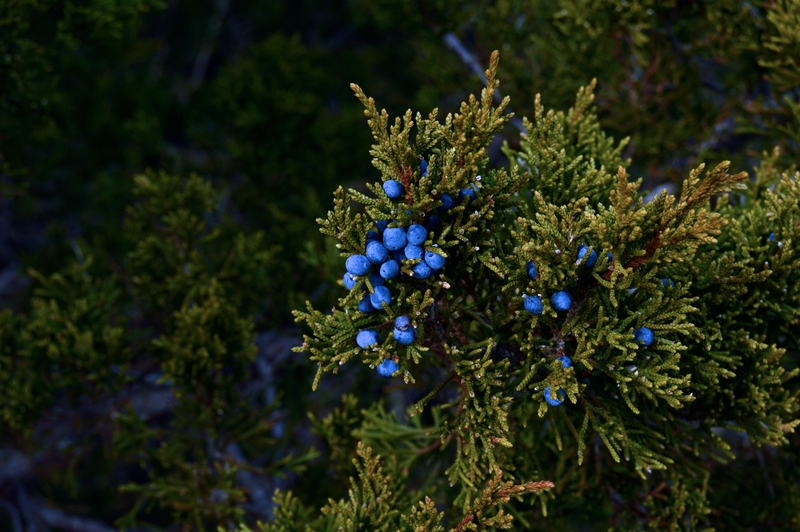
{"left": 349, "top": 160, "right": 486, "bottom": 377}
{"left": 344, "top": 221, "right": 446, "bottom": 300}
{"left": 521, "top": 261, "right": 573, "bottom": 315}
{"left": 355, "top": 315, "right": 417, "bottom": 378}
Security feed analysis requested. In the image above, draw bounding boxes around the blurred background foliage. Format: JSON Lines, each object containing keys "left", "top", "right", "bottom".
{"left": 1, "top": 0, "right": 800, "bottom": 530}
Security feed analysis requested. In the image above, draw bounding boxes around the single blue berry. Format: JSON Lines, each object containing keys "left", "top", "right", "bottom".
{"left": 366, "top": 241, "right": 389, "bottom": 264}
{"left": 407, "top": 224, "right": 428, "bottom": 245}
{"left": 420, "top": 158, "right": 428, "bottom": 174}
{"left": 526, "top": 260, "right": 538, "bottom": 279}
{"left": 551, "top": 290, "right": 572, "bottom": 312}
{"left": 633, "top": 327, "right": 654, "bottom": 346}
{"left": 557, "top": 355, "right": 572, "bottom": 369}
{"left": 394, "top": 327, "right": 415, "bottom": 345}
{"left": 383, "top": 227, "right": 408, "bottom": 250}
{"left": 769, "top": 232, "right": 775, "bottom": 242}
{"left": 358, "top": 295, "right": 374, "bottom": 313}
{"left": 412, "top": 261, "right": 432, "bottom": 279}
{"left": 376, "top": 220, "right": 389, "bottom": 233}
{"left": 377, "top": 358, "right": 399, "bottom": 377}
{"left": 424, "top": 250, "right": 445, "bottom": 270}
{"left": 458, "top": 184, "right": 478, "bottom": 205}
{"left": 380, "top": 259, "right": 399, "bottom": 279}
{"left": 427, "top": 215, "right": 441, "bottom": 231}
{"left": 544, "top": 386, "right": 566, "bottom": 407}
{"left": 523, "top": 296, "right": 543, "bottom": 315}
{"left": 661, "top": 278, "right": 675, "bottom": 288}
{"left": 356, "top": 329, "right": 380, "bottom": 349}
{"left": 383, "top": 179, "right": 404, "bottom": 199}
{"left": 404, "top": 243, "right": 424, "bottom": 261}
{"left": 366, "top": 230, "right": 381, "bottom": 242}
{"left": 395, "top": 315, "right": 411, "bottom": 330}
{"left": 343, "top": 272, "right": 357, "bottom": 290}
{"left": 438, "top": 193, "right": 454, "bottom": 212}
{"left": 370, "top": 285, "right": 392, "bottom": 309}
{"left": 606, "top": 252, "right": 613, "bottom": 263}
{"left": 345, "top": 254, "right": 371, "bottom": 276}
{"left": 577, "top": 245, "right": 598, "bottom": 268}
{"left": 368, "top": 270, "right": 384, "bottom": 287}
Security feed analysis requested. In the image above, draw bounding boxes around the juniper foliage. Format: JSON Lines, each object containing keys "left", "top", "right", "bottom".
{"left": 289, "top": 52, "right": 800, "bottom": 529}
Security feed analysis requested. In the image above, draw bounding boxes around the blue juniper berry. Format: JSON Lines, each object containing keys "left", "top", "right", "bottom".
{"left": 383, "top": 179, "right": 404, "bottom": 199}
{"left": 377, "top": 358, "right": 399, "bottom": 377}
{"left": 551, "top": 290, "right": 572, "bottom": 312}
{"left": 356, "top": 329, "right": 380, "bottom": 349}
{"left": 424, "top": 250, "right": 445, "bottom": 270}
{"left": 346, "top": 255, "right": 371, "bottom": 276}
{"left": 544, "top": 386, "right": 566, "bottom": 407}
{"left": 524, "top": 296, "right": 543, "bottom": 315}
{"left": 633, "top": 327, "right": 655, "bottom": 346}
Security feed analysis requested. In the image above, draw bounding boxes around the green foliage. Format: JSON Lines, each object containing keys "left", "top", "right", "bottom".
{"left": 236, "top": 443, "right": 553, "bottom": 532}
{"left": 1, "top": 170, "right": 314, "bottom": 530}
{"left": 291, "top": 52, "right": 800, "bottom": 529}
{"left": 0, "top": 260, "right": 128, "bottom": 436}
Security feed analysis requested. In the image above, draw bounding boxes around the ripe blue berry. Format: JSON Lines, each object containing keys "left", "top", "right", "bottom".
{"left": 404, "top": 243, "right": 424, "bottom": 261}
{"left": 380, "top": 259, "right": 399, "bottom": 279}
{"left": 420, "top": 158, "right": 428, "bottom": 175}
{"left": 438, "top": 193, "right": 454, "bottom": 212}
{"left": 661, "top": 278, "right": 675, "bottom": 288}
{"left": 557, "top": 355, "right": 572, "bottom": 369}
{"left": 524, "top": 296, "right": 543, "bottom": 315}
{"left": 345, "top": 254, "right": 370, "bottom": 276}
{"left": 376, "top": 220, "right": 389, "bottom": 232}
{"left": 551, "top": 290, "right": 572, "bottom": 312}
{"left": 394, "top": 327, "right": 415, "bottom": 345}
{"left": 343, "top": 272, "right": 357, "bottom": 290}
{"left": 633, "top": 327, "right": 654, "bottom": 346}
{"left": 424, "top": 250, "right": 445, "bottom": 270}
{"left": 769, "top": 232, "right": 775, "bottom": 242}
{"left": 383, "top": 179, "right": 404, "bottom": 199}
{"left": 407, "top": 224, "right": 428, "bottom": 245}
{"left": 577, "top": 245, "right": 598, "bottom": 268}
{"left": 358, "top": 295, "right": 374, "bottom": 313}
{"left": 366, "top": 241, "right": 389, "bottom": 264}
{"left": 526, "top": 260, "right": 538, "bottom": 279}
{"left": 377, "top": 358, "right": 399, "bottom": 377}
{"left": 544, "top": 386, "right": 566, "bottom": 407}
{"left": 606, "top": 252, "right": 613, "bottom": 263}
{"left": 412, "top": 261, "right": 432, "bottom": 279}
{"left": 395, "top": 315, "right": 411, "bottom": 330}
{"left": 458, "top": 184, "right": 478, "bottom": 205}
{"left": 383, "top": 227, "right": 408, "bottom": 250}
{"left": 427, "top": 215, "right": 441, "bottom": 231}
{"left": 366, "top": 230, "right": 380, "bottom": 242}
{"left": 370, "top": 285, "right": 392, "bottom": 309}
{"left": 356, "top": 329, "right": 380, "bottom": 349}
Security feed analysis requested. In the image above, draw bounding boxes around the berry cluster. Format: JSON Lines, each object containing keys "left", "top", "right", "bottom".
{"left": 343, "top": 160, "right": 467, "bottom": 378}
{"left": 521, "top": 260, "right": 574, "bottom": 316}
